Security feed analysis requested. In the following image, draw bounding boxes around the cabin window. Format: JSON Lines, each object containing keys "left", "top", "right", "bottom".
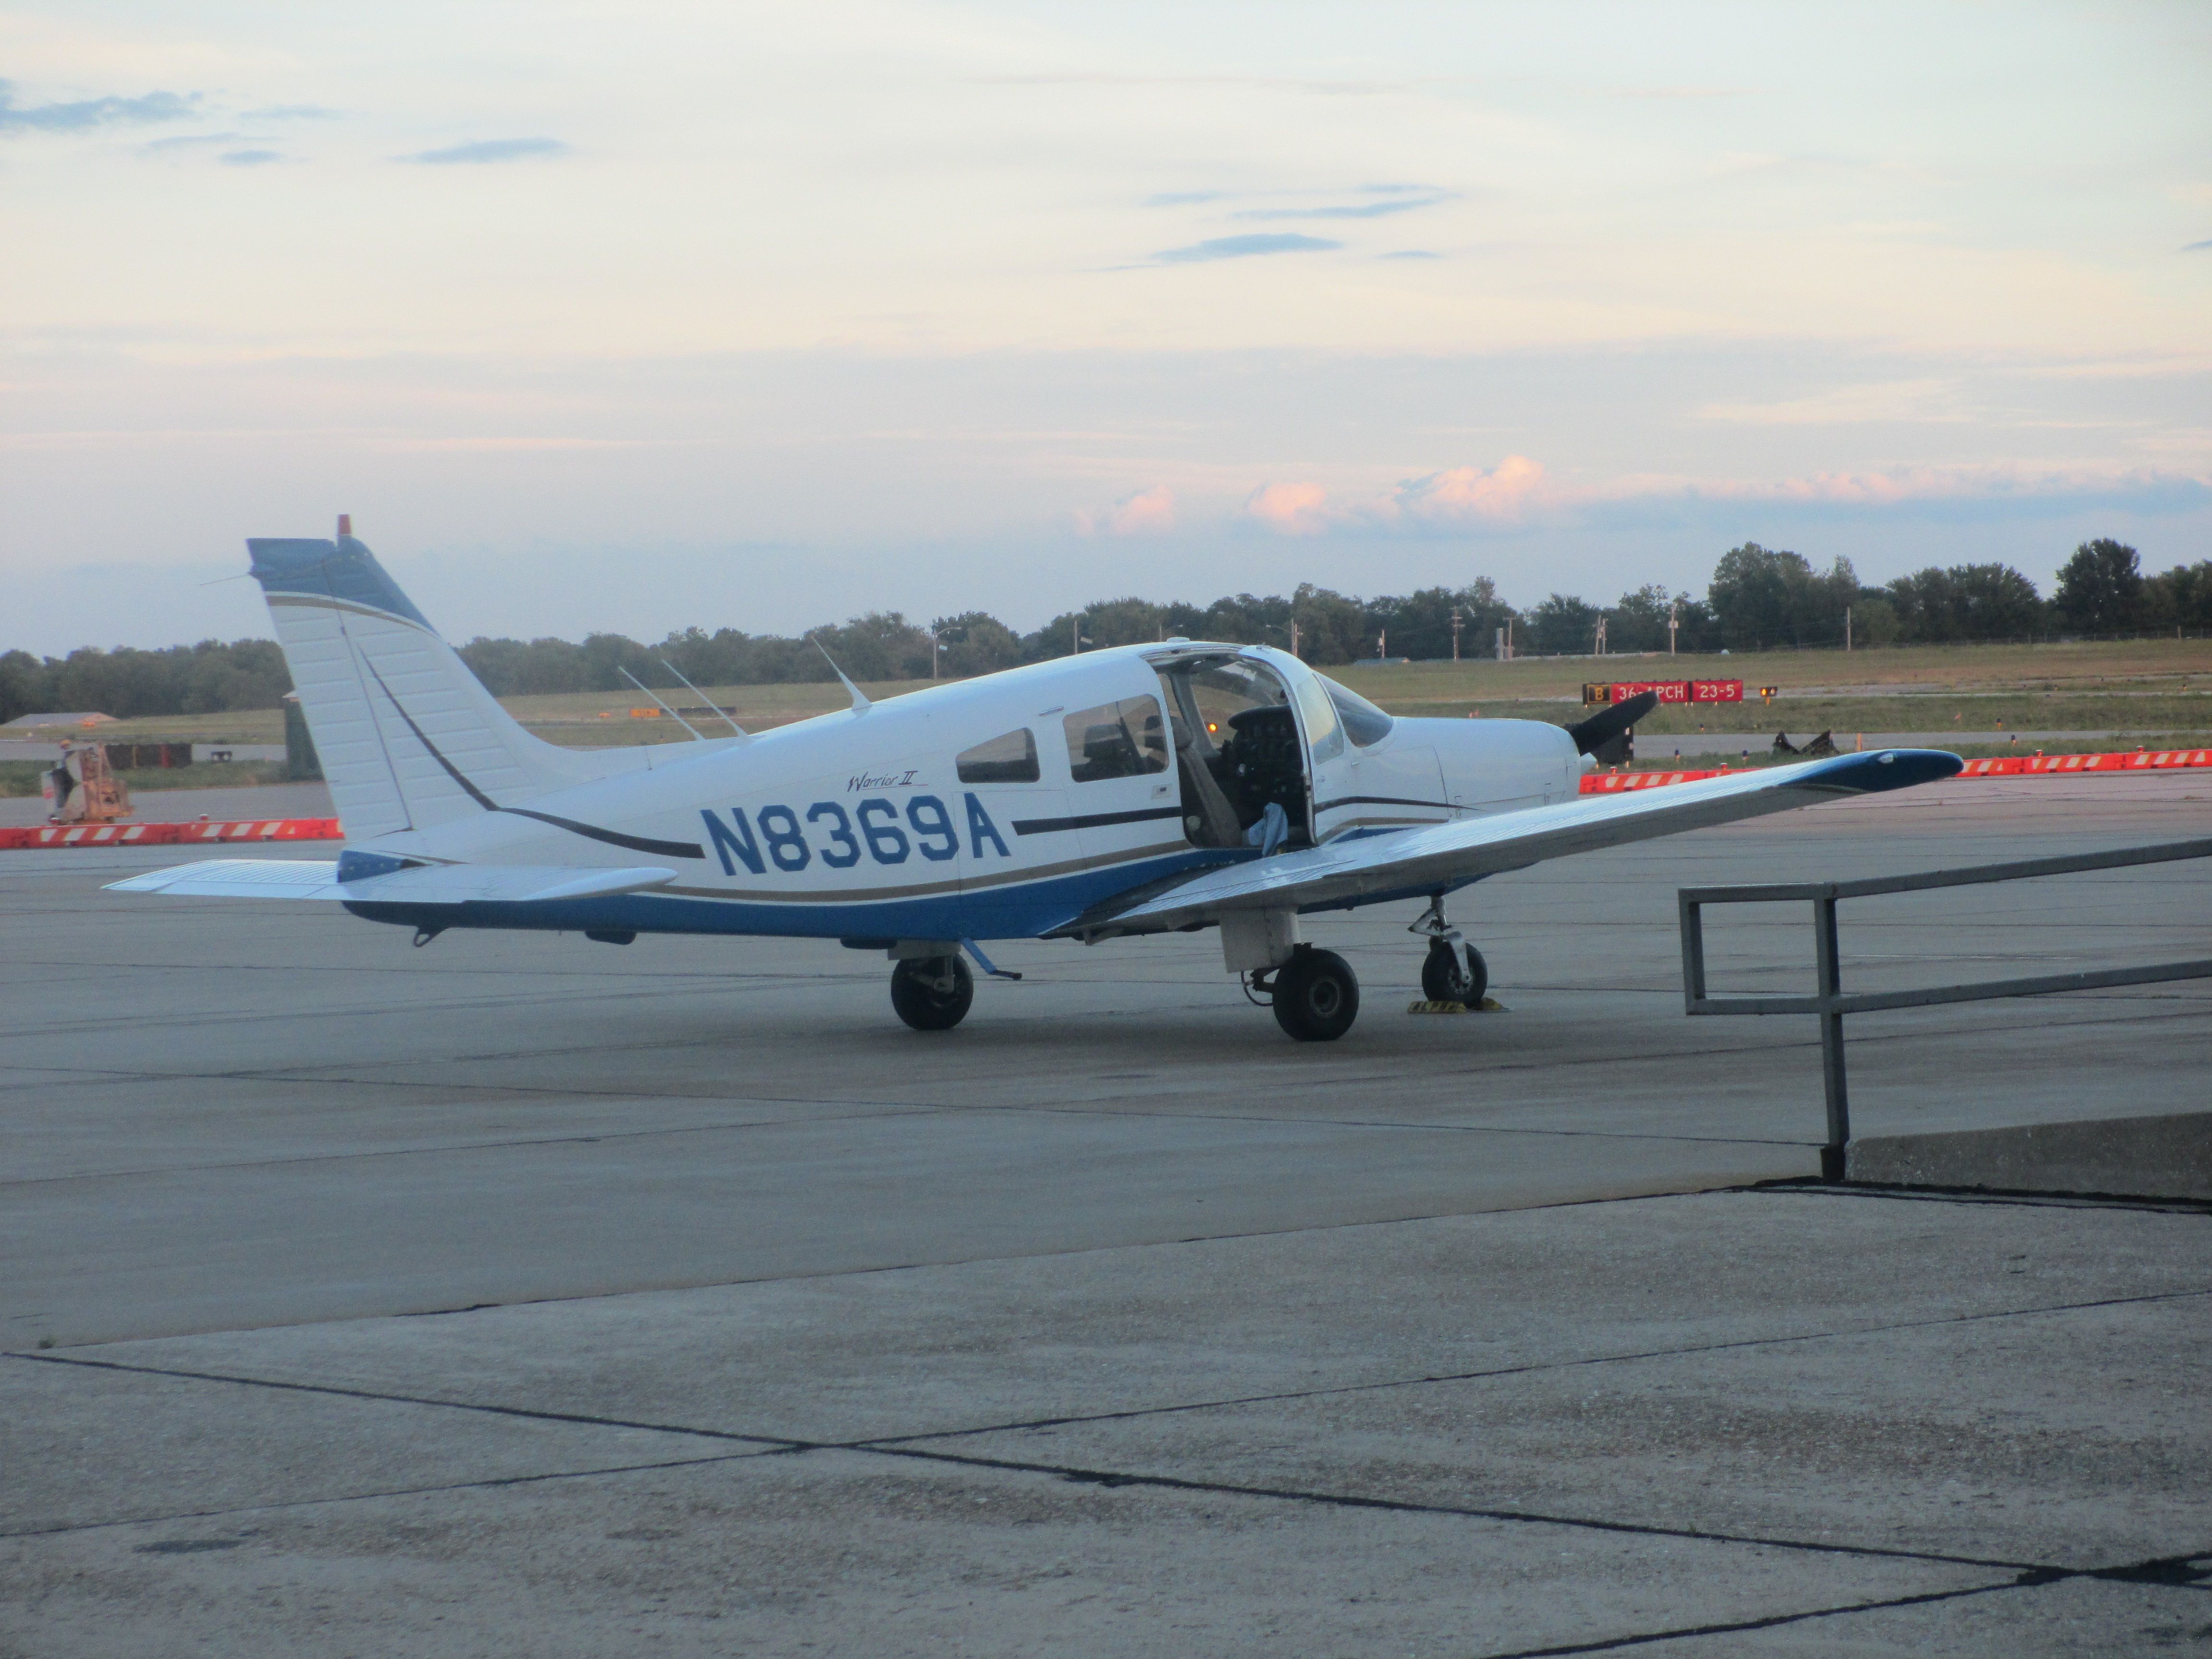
{"left": 1316, "top": 673, "right": 1395, "bottom": 747}
{"left": 1289, "top": 672, "right": 1345, "bottom": 763}
{"left": 956, "top": 727, "right": 1039, "bottom": 784}
{"left": 1063, "top": 697, "right": 1170, "bottom": 783}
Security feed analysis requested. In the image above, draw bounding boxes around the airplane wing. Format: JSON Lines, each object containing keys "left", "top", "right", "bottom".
{"left": 1062, "top": 749, "right": 1962, "bottom": 936}
{"left": 106, "top": 861, "right": 680, "bottom": 905}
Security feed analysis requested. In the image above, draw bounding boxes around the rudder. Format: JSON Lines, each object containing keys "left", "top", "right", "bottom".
{"left": 250, "top": 528, "right": 615, "bottom": 839}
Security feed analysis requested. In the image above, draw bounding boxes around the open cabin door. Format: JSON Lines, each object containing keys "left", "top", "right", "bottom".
{"left": 1277, "top": 661, "right": 1362, "bottom": 845}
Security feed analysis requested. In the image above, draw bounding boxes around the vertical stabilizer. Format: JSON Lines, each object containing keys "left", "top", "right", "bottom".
{"left": 248, "top": 529, "right": 616, "bottom": 839}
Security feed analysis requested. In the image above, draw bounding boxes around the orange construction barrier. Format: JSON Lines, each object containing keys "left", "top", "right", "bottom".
{"left": 0, "top": 817, "right": 343, "bottom": 850}
{"left": 1584, "top": 747, "right": 2212, "bottom": 793}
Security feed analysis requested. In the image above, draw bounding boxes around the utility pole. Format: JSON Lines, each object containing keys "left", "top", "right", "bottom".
{"left": 1668, "top": 599, "right": 1679, "bottom": 658}
{"left": 1377, "top": 628, "right": 1387, "bottom": 660}
{"left": 1289, "top": 620, "right": 1301, "bottom": 658}
{"left": 1594, "top": 617, "right": 1608, "bottom": 656}
{"left": 1505, "top": 616, "right": 1514, "bottom": 660}
{"left": 1845, "top": 607, "right": 1852, "bottom": 652}
{"left": 1451, "top": 607, "right": 1463, "bottom": 661}
{"left": 1071, "top": 614, "right": 1081, "bottom": 656}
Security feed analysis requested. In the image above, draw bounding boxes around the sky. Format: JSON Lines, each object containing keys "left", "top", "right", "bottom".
{"left": 2, "top": 0, "right": 2208, "bottom": 653}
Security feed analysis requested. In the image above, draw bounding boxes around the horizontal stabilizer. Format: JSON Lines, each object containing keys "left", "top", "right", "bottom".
{"left": 106, "top": 860, "right": 341, "bottom": 899}
{"left": 107, "top": 861, "right": 679, "bottom": 905}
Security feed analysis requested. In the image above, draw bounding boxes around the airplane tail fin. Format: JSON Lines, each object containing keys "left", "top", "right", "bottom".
{"left": 249, "top": 526, "right": 619, "bottom": 840}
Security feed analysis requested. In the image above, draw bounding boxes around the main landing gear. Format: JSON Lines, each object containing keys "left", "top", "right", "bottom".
{"left": 890, "top": 953, "right": 974, "bottom": 1031}
{"left": 1412, "top": 894, "right": 1488, "bottom": 1008}
{"left": 1249, "top": 946, "right": 1363, "bottom": 1042}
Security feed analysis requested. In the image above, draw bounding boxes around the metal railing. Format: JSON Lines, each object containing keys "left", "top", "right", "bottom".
{"left": 1678, "top": 837, "right": 2212, "bottom": 1181}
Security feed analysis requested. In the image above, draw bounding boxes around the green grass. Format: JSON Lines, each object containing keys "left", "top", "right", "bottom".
{"left": 58, "top": 637, "right": 2212, "bottom": 760}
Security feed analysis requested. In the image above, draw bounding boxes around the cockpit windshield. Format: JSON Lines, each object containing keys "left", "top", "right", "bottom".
{"left": 1315, "top": 673, "right": 1395, "bottom": 747}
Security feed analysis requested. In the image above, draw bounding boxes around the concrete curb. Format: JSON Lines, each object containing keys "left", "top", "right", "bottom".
{"left": 1848, "top": 1111, "right": 2212, "bottom": 1202}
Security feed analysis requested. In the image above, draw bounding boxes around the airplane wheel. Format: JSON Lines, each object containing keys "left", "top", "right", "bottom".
{"left": 1272, "top": 948, "right": 1360, "bottom": 1042}
{"left": 1420, "top": 941, "right": 1488, "bottom": 1006}
{"left": 890, "top": 955, "right": 974, "bottom": 1032}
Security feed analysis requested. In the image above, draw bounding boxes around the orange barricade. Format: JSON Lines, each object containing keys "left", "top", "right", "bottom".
{"left": 0, "top": 817, "right": 345, "bottom": 851}
{"left": 1583, "top": 747, "right": 2211, "bottom": 794}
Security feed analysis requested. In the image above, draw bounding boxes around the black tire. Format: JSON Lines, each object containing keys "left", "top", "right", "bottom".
{"left": 1272, "top": 948, "right": 1360, "bottom": 1042}
{"left": 890, "top": 955, "right": 974, "bottom": 1032}
{"left": 1421, "top": 940, "right": 1475, "bottom": 1003}
{"left": 1461, "top": 945, "right": 1489, "bottom": 1006}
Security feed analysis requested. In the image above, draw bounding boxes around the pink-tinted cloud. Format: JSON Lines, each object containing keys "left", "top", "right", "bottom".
{"left": 1075, "top": 483, "right": 1176, "bottom": 535}
{"left": 1236, "top": 454, "right": 2208, "bottom": 537}
{"left": 1244, "top": 457, "right": 1551, "bottom": 535}
{"left": 1241, "top": 480, "right": 1333, "bottom": 535}
{"left": 1392, "top": 455, "right": 1549, "bottom": 523}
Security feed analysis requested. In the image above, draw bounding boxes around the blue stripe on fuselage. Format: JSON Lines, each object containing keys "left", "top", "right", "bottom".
{"left": 341, "top": 847, "right": 1242, "bottom": 942}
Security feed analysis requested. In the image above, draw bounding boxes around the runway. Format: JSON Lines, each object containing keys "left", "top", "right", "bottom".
{"left": 4, "top": 771, "right": 2207, "bottom": 1653}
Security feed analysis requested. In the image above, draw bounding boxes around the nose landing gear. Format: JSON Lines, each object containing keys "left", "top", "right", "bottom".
{"left": 1412, "top": 895, "right": 1488, "bottom": 1007}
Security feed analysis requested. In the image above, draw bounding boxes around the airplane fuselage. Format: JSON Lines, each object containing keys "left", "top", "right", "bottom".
{"left": 339, "top": 643, "right": 1578, "bottom": 946}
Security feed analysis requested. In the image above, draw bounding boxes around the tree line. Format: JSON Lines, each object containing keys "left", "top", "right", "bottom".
{"left": 3, "top": 539, "right": 2205, "bottom": 724}
{"left": 457, "top": 539, "right": 2211, "bottom": 694}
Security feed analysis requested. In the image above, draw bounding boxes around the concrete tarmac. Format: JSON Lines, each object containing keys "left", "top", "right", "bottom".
{"left": 3, "top": 771, "right": 2208, "bottom": 1654}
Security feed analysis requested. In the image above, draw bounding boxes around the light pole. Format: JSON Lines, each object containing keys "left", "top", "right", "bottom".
{"left": 1451, "top": 607, "right": 1462, "bottom": 661}
{"left": 1668, "top": 599, "right": 1679, "bottom": 658}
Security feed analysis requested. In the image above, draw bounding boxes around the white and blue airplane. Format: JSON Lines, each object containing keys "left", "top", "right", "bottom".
{"left": 111, "top": 526, "right": 1963, "bottom": 1040}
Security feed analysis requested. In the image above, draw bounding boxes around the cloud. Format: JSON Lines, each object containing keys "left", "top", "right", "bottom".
{"left": 1233, "top": 196, "right": 1445, "bottom": 221}
{"left": 243, "top": 105, "right": 340, "bottom": 120}
{"left": 1380, "top": 249, "right": 1442, "bottom": 260}
{"left": 1152, "top": 232, "right": 1339, "bottom": 264}
{"left": 2185, "top": 238, "right": 2212, "bottom": 253}
{"left": 1242, "top": 481, "right": 1334, "bottom": 535}
{"left": 1393, "top": 456, "right": 1550, "bottom": 524}
{"left": 1074, "top": 484, "right": 1176, "bottom": 536}
{"left": 1696, "top": 378, "right": 1964, "bottom": 425}
{"left": 0, "top": 79, "right": 196, "bottom": 133}
{"left": 1244, "top": 457, "right": 1548, "bottom": 536}
{"left": 141, "top": 132, "right": 251, "bottom": 152}
{"left": 400, "top": 137, "right": 569, "bottom": 166}
{"left": 220, "top": 149, "right": 284, "bottom": 167}
{"left": 1144, "top": 190, "right": 1227, "bottom": 207}
{"left": 1237, "top": 455, "right": 2209, "bottom": 540}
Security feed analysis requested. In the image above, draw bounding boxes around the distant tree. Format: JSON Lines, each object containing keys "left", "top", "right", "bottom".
{"left": 0, "top": 648, "right": 40, "bottom": 724}
{"left": 1082, "top": 597, "right": 1168, "bottom": 649}
{"left": 2140, "top": 559, "right": 2212, "bottom": 633}
{"left": 1196, "top": 592, "right": 1293, "bottom": 650}
{"left": 930, "top": 611, "right": 1022, "bottom": 676}
{"left": 1706, "top": 544, "right": 1859, "bottom": 649}
{"left": 1288, "top": 584, "right": 1368, "bottom": 663}
{"left": 806, "top": 612, "right": 932, "bottom": 681}
{"left": 1883, "top": 563, "right": 2044, "bottom": 642}
{"left": 1707, "top": 543, "right": 1804, "bottom": 649}
{"left": 1526, "top": 593, "right": 1602, "bottom": 656}
{"left": 1158, "top": 601, "right": 1210, "bottom": 639}
{"left": 1848, "top": 595, "right": 1902, "bottom": 646}
{"left": 2053, "top": 539, "right": 2144, "bottom": 634}
{"left": 1367, "top": 580, "right": 1518, "bottom": 660}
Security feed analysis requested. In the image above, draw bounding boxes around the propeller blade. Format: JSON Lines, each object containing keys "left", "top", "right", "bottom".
{"left": 1566, "top": 689, "right": 1659, "bottom": 756}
